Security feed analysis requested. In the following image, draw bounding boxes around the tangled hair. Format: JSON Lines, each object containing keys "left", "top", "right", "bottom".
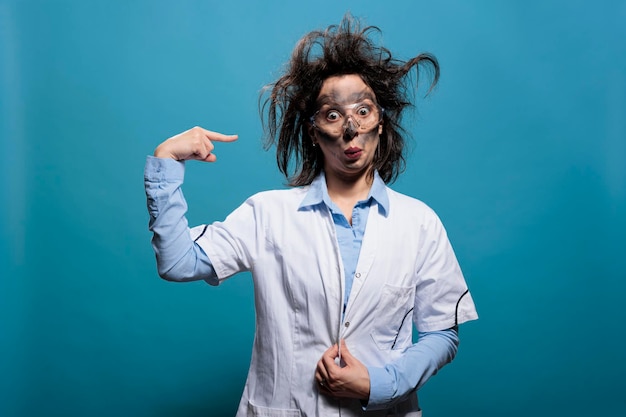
{"left": 261, "top": 14, "right": 439, "bottom": 186}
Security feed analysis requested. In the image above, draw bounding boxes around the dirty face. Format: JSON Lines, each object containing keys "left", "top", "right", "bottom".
{"left": 309, "top": 74, "right": 383, "bottom": 182}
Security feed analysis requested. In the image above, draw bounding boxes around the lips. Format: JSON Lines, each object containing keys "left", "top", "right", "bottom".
{"left": 344, "top": 147, "right": 362, "bottom": 159}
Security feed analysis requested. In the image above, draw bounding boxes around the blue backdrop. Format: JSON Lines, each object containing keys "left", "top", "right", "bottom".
{"left": 1, "top": 1, "right": 625, "bottom": 416}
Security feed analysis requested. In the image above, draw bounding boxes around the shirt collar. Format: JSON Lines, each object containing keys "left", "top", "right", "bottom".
{"left": 298, "top": 171, "right": 389, "bottom": 216}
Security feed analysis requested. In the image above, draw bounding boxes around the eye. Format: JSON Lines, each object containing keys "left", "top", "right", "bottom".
{"left": 325, "top": 110, "right": 342, "bottom": 122}
{"left": 356, "top": 105, "right": 372, "bottom": 118}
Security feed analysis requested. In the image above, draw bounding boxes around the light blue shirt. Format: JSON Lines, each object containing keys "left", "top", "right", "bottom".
{"left": 298, "top": 171, "right": 389, "bottom": 310}
{"left": 144, "top": 156, "right": 459, "bottom": 410}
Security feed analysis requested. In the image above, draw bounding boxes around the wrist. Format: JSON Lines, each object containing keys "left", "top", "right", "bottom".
{"left": 153, "top": 144, "right": 178, "bottom": 160}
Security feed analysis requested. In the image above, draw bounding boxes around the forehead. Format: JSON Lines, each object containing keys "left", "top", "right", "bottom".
{"left": 316, "top": 74, "right": 376, "bottom": 105}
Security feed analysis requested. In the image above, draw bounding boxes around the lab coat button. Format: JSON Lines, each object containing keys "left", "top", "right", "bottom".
{"left": 344, "top": 322, "right": 350, "bottom": 327}
{"left": 355, "top": 272, "right": 361, "bottom": 278}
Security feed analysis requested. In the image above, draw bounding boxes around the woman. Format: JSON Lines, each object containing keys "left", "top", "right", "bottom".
{"left": 145, "top": 15, "right": 478, "bottom": 417}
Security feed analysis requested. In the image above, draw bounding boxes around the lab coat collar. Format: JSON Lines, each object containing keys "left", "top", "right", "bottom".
{"left": 298, "top": 171, "right": 389, "bottom": 216}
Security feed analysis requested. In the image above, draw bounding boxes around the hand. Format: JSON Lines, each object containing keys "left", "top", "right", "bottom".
{"left": 315, "top": 340, "right": 370, "bottom": 401}
{"left": 154, "top": 126, "right": 238, "bottom": 162}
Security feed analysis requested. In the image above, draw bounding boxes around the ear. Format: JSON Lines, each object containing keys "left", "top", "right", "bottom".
{"left": 378, "top": 122, "right": 383, "bottom": 136}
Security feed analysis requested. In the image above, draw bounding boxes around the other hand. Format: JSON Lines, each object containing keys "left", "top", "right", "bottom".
{"left": 315, "top": 340, "right": 370, "bottom": 401}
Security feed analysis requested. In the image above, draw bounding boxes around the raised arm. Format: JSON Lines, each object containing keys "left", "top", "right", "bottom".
{"left": 145, "top": 127, "right": 238, "bottom": 282}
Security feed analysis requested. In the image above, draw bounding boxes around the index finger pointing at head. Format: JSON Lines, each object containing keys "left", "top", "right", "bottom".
{"left": 203, "top": 129, "right": 239, "bottom": 143}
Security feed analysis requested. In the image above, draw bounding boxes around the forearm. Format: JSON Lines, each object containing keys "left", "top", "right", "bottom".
{"left": 144, "top": 156, "right": 216, "bottom": 282}
{"left": 365, "top": 327, "right": 459, "bottom": 410}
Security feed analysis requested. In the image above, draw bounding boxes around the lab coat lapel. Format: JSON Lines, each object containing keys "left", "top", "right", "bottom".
{"left": 344, "top": 201, "right": 380, "bottom": 316}
{"left": 319, "top": 204, "right": 345, "bottom": 334}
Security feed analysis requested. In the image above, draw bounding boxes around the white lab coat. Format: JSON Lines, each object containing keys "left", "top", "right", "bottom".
{"left": 191, "top": 182, "right": 478, "bottom": 417}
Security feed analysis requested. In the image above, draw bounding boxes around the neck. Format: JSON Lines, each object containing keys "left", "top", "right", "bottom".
{"left": 325, "top": 169, "right": 374, "bottom": 203}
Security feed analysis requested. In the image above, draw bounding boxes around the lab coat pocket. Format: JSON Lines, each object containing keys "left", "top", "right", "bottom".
{"left": 246, "top": 401, "right": 302, "bottom": 417}
{"left": 370, "top": 284, "right": 415, "bottom": 351}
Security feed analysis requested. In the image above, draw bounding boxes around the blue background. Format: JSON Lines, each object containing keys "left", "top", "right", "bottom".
{"left": 1, "top": 1, "right": 625, "bottom": 416}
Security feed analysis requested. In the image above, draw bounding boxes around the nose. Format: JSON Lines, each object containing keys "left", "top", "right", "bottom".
{"left": 342, "top": 117, "right": 359, "bottom": 140}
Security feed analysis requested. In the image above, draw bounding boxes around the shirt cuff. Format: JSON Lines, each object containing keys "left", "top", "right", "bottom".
{"left": 144, "top": 155, "right": 185, "bottom": 182}
{"left": 363, "top": 365, "right": 395, "bottom": 410}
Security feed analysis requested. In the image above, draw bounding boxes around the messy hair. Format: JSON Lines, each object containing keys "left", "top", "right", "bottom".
{"left": 261, "top": 14, "right": 439, "bottom": 186}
